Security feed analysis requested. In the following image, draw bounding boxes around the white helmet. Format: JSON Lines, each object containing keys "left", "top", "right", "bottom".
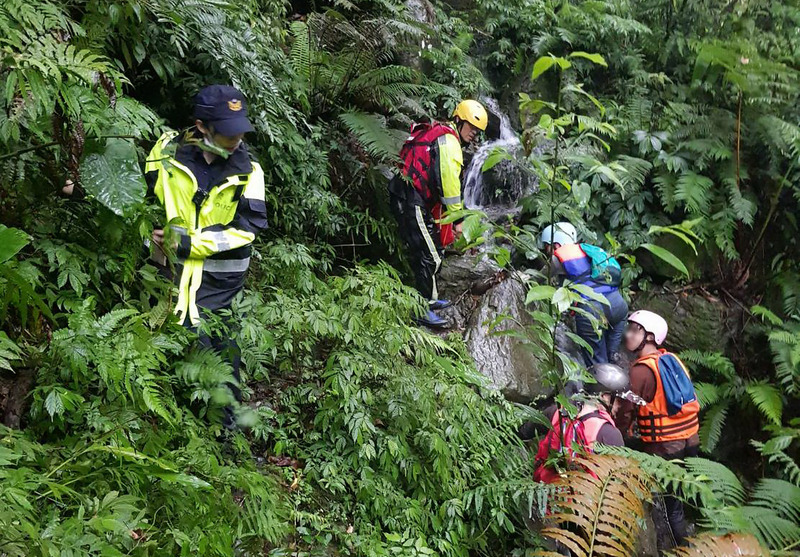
{"left": 628, "top": 310, "right": 668, "bottom": 345}
{"left": 539, "top": 222, "right": 578, "bottom": 248}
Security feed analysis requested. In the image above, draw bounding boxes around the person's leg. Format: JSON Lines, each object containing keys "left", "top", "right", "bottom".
{"left": 659, "top": 439, "right": 697, "bottom": 545}
{"left": 395, "top": 193, "right": 440, "bottom": 301}
{"left": 604, "top": 291, "right": 629, "bottom": 360}
{"left": 197, "top": 318, "right": 242, "bottom": 429}
{"left": 412, "top": 204, "right": 443, "bottom": 301}
{"left": 574, "top": 301, "right": 607, "bottom": 366}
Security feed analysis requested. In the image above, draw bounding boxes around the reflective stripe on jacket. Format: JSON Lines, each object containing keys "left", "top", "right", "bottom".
{"left": 399, "top": 122, "right": 463, "bottom": 212}
{"left": 636, "top": 350, "right": 700, "bottom": 443}
{"left": 145, "top": 130, "right": 267, "bottom": 325}
{"left": 553, "top": 243, "right": 616, "bottom": 294}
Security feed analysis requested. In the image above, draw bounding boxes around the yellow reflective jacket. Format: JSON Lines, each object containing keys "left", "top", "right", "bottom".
{"left": 145, "top": 130, "right": 267, "bottom": 325}
{"left": 435, "top": 124, "right": 464, "bottom": 213}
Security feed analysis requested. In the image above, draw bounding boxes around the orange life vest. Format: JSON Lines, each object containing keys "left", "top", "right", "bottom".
{"left": 636, "top": 350, "right": 700, "bottom": 443}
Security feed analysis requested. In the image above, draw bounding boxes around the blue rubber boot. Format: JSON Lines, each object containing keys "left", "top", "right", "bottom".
{"left": 429, "top": 299, "right": 453, "bottom": 310}
{"left": 416, "top": 310, "right": 449, "bottom": 329}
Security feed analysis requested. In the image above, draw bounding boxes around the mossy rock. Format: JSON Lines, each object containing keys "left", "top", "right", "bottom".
{"left": 632, "top": 288, "right": 742, "bottom": 354}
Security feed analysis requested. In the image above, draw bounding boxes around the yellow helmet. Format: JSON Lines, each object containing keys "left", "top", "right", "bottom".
{"left": 453, "top": 99, "right": 488, "bottom": 131}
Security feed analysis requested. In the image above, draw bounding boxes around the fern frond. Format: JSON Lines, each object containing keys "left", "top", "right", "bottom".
{"left": 699, "top": 399, "right": 730, "bottom": 452}
{"left": 694, "top": 382, "right": 722, "bottom": 407}
{"left": 535, "top": 454, "right": 651, "bottom": 557}
{"left": 674, "top": 171, "right": 713, "bottom": 214}
{"left": 751, "top": 479, "right": 800, "bottom": 524}
{"left": 679, "top": 350, "right": 736, "bottom": 379}
{"left": 338, "top": 111, "right": 405, "bottom": 163}
{"left": 739, "top": 506, "right": 800, "bottom": 551}
{"left": 685, "top": 457, "right": 747, "bottom": 506}
{"left": 667, "top": 532, "right": 769, "bottom": 556}
{"left": 746, "top": 382, "right": 783, "bottom": 426}
{"left": 290, "top": 20, "right": 311, "bottom": 83}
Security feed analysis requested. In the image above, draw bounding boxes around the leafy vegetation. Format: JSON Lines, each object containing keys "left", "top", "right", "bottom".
{"left": 1, "top": 0, "right": 800, "bottom": 555}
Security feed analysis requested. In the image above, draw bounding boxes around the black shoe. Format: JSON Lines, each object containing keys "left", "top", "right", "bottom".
{"left": 415, "top": 310, "right": 450, "bottom": 329}
{"left": 429, "top": 299, "right": 453, "bottom": 310}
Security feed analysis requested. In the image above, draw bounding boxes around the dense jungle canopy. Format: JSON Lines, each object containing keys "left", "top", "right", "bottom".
{"left": 1, "top": 0, "right": 800, "bottom": 555}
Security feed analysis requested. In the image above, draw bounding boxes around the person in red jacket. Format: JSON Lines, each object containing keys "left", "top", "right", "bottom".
{"left": 388, "top": 100, "right": 488, "bottom": 328}
{"left": 533, "top": 363, "right": 628, "bottom": 484}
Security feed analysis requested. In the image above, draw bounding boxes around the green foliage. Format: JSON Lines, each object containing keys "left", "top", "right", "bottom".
{"left": 80, "top": 139, "right": 146, "bottom": 216}
{"left": 601, "top": 446, "right": 800, "bottom": 553}
{"left": 235, "top": 261, "right": 540, "bottom": 554}
{"left": 2, "top": 0, "right": 800, "bottom": 554}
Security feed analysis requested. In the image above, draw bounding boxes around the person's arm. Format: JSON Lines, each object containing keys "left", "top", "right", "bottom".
{"left": 177, "top": 162, "right": 268, "bottom": 260}
{"left": 437, "top": 133, "right": 464, "bottom": 213}
{"left": 615, "top": 363, "right": 657, "bottom": 436}
{"left": 596, "top": 423, "right": 624, "bottom": 447}
{"left": 550, "top": 254, "right": 565, "bottom": 279}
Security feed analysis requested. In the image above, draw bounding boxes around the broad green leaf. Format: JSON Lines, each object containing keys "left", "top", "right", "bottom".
{"left": 482, "top": 147, "right": 512, "bottom": 172}
{"left": 572, "top": 181, "right": 591, "bottom": 206}
{"left": 44, "top": 389, "right": 65, "bottom": 418}
{"left": 570, "top": 284, "right": 611, "bottom": 307}
{"left": 552, "top": 286, "right": 574, "bottom": 313}
{"left": 640, "top": 243, "right": 690, "bottom": 278}
{"left": 492, "top": 246, "right": 511, "bottom": 268}
{"left": 0, "top": 225, "right": 30, "bottom": 264}
{"left": 81, "top": 138, "right": 147, "bottom": 216}
{"left": 525, "top": 284, "right": 556, "bottom": 304}
{"left": 532, "top": 56, "right": 556, "bottom": 79}
{"left": 569, "top": 51, "right": 608, "bottom": 67}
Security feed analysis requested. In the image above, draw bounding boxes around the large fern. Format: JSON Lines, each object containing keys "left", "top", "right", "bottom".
{"left": 667, "top": 533, "right": 770, "bottom": 556}
{"left": 338, "top": 111, "right": 406, "bottom": 163}
{"left": 534, "top": 454, "right": 652, "bottom": 557}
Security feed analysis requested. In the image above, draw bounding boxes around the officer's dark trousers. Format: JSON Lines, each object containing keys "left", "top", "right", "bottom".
{"left": 574, "top": 288, "right": 628, "bottom": 366}
{"left": 388, "top": 178, "right": 443, "bottom": 301}
{"left": 186, "top": 314, "right": 242, "bottom": 428}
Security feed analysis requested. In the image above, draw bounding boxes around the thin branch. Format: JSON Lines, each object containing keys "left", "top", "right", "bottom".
{"left": 0, "top": 135, "right": 139, "bottom": 161}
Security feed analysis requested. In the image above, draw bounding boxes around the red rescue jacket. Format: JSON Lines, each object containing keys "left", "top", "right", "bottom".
{"left": 399, "top": 122, "right": 459, "bottom": 247}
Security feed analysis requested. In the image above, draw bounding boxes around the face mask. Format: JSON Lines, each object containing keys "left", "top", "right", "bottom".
{"left": 201, "top": 136, "right": 240, "bottom": 159}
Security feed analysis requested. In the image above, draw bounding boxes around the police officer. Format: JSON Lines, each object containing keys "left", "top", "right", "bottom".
{"left": 145, "top": 84, "right": 268, "bottom": 428}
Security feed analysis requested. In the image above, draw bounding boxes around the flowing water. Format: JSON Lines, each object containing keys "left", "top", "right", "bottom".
{"left": 462, "top": 98, "right": 532, "bottom": 212}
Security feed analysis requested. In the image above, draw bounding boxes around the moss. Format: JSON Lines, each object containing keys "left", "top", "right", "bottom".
{"left": 633, "top": 289, "right": 741, "bottom": 354}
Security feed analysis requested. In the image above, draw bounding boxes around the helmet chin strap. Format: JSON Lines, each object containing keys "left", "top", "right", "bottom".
{"left": 634, "top": 329, "right": 651, "bottom": 353}
{"left": 455, "top": 119, "right": 465, "bottom": 142}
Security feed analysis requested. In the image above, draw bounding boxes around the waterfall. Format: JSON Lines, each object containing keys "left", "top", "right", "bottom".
{"left": 462, "top": 98, "right": 524, "bottom": 210}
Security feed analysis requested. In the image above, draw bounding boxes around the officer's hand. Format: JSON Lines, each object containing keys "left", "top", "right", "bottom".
{"left": 454, "top": 222, "right": 463, "bottom": 239}
{"left": 152, "top": 229, "right": 165, "bottom": 247}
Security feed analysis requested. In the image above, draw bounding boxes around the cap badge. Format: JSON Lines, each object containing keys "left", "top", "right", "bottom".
{"left": 227, "top": 99, "right": 243, "bottom": 112}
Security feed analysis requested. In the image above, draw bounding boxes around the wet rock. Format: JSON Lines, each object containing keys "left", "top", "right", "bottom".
{"left": 438, "top": 250, "right": 502, "bottom": 296}
{"left": 463, "top": 276, "right": 546, "bottom": 402}
{"left": 405, "top": 0, "right": 435, "bottom": 25}
{"left": 632, "top": 288, "right": 742, "bottom": 354}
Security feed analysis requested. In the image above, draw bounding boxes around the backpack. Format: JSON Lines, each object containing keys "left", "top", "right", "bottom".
{"left": 533, "top": 408, "right": 614, "bottom": 484}
{"left": 657, "top": 353, "right": 698, "bottom": 416}
{"left": 398, "top": 121, "right": 458, "bottom": 206}
{"left": 394, "top": 121, "right": 459, "bottom": 247}
{"left": 579, "top": 243, "right": 622, "bottom": 286}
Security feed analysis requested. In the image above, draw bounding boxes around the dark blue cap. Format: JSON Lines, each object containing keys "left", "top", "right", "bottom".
{"left": 194, "top": 85, "right": 254, "bottom": 136}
